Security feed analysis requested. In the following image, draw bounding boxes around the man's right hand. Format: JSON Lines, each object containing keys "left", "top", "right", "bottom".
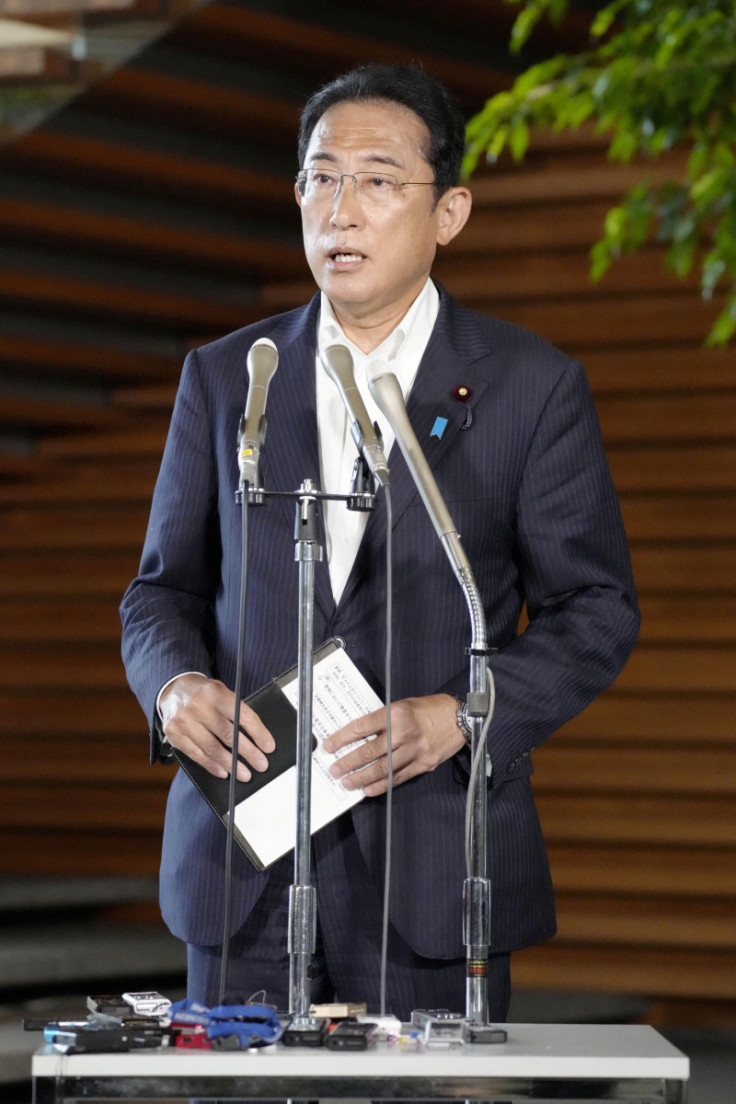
{"left": 159, "top": 674, "right": 275, "bottom": 782}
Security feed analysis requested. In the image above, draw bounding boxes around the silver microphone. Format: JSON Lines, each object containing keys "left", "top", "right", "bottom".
{"left": 238, "top": 338, "right": 279, "bottom": 488}
{"left": 321, "top": 344, "right": 390, "bottom": 488}
{"left": 367, "top": 366, "right": 471, "bottom": 579}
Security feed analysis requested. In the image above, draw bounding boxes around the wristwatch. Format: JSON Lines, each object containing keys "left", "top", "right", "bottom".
{"left": 454, "top": 697, "right": 472, "bottom": 744}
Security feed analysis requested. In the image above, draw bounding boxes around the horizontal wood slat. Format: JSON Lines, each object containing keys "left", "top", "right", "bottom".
{"left": 0, "top": 196, "right": 305, "bottom": 278}
{"left": 40, "top": 425, "right": 169, "bottom": 459}
{"left": 471, "top": 294, "right": 725, "bottom": 347}
{"left": 0, "top": 266, "right": 259, "bottom": 330}
{"left": 608, "top": 446, "right": 736, "bottom": 493}
{"left": 112, "top": 383, "right": 177, "bottom": 411}
{"left": 533, "top": 746, "right": 736, "bottom": 795}
{"left": 631, "top": 545, "right": 736, "bottom": 591}
{"left": 554, "top": 896, "right": 736, "bottom": 949}
{"left": 0, "top": 829, "right": 162, "bottom": 876}
{"left": 0, "top": 505, "right": 150, "bottom": 549}
{"left": 0, "top": 645, "right": 128, "bottom": 690}
{"left": 512, "top": 944, "right": 736, "bottom": 1000}
{"left": 547, "top": 844, "right": 736, "bottom": 898}
{"left": 0, "top": 784, "right": 168, "bottom": 829}
{"left": 637, "top": 595, "right": 736, "bottom": 642}
{"left": 0, "top": 552, "right": 138, "bottom": 596}
{"left": 621, "top": 495, "right": 736, "bottom": 542}
{"left": 0, "top": 332, "right": 181, "bottom": 381}
{"left": 447, "top": 200, "right": 615, "bottom": 254}
{"left": 535, "top": 793, "right": 736, "bottom": 846}
{"left": 597, "top": 395, "right": 736, "bottom": 443}
{"left": 582, "top": 346, "right": 736, "bottom": 394}
{"left": 437, "top": 249, "right": 691, "bottom": 301}
{"left": 559, "top": 694, "right": 736, "bottom": 744}
{"left": 92, "top": 69, "right": 301, "bottom": 144}
{"left": 2, "top": 736, "right": 164, "bottom": 783}
{"left": 612, "top": 646, "right": 736, "bottom": 694}
{"left": 0, "top": 460, "right": 160, "bottom": 505}
{"left": 0, "top": 394, "right": 126, "bottom": 431}
{"left": 1, "top": 598, "right": 121, "bottom": 642}
{"left": 468, "top": 150, "right": 687, "bottom": 206}
{"left": 6, "top": 130, "right": 295, "bottom": 214}
{"left": 0, "top": 690, "right": 145, "bottom": 735}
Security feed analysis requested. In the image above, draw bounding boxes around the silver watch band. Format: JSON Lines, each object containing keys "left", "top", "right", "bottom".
{"left": 455, "top": 696, "right": 472, "bottom": 744}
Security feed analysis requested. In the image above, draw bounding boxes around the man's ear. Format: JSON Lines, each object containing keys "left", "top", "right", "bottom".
{"left": 295, "top": 182, "right": 303, "bottom": 209}
{"left": 435, "top": 186, "right": 472, "bottom": 246}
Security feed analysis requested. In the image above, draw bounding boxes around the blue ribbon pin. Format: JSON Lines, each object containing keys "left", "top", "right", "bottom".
{"left": 430, "top": 416, "right": 448, "bottom": 440}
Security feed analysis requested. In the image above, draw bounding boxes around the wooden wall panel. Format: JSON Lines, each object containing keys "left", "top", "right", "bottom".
{"left": 0, "top": 0, "right": 734, "bottom": 1016}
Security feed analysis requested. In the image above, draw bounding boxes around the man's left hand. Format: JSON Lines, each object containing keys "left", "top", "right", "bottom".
{"left": 322, "top": 693, "right": 465, "bottom": 797}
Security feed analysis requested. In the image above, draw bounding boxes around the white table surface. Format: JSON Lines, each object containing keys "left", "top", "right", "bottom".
{"left": 33, "top": 1022, "right": 689, "bottom": 1081}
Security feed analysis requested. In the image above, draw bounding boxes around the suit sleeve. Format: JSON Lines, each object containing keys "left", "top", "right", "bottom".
{"left": 443, "top": 357, "right": 640, "bottom": 784}
{"left": 120, "top": 348, "right": 221, "bottom": 761}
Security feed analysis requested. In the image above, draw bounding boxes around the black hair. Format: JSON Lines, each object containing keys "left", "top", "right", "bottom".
{"left": 298, "top": 63, "right": 466, "bottom": 203}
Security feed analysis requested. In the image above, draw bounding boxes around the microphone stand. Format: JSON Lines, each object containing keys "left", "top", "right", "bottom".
{"left": 441, "top": 540, "right": 493, "bottom": 1029}
{"left": 289, "top": 478, "right": 322, "bottom": 1018}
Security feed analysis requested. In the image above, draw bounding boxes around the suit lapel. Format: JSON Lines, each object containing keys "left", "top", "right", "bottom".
{"left": 257, "top": 296, "right": 336, "bottom": 621}
{"left": 337, "top": 289, "right": 492, "bottom": 613}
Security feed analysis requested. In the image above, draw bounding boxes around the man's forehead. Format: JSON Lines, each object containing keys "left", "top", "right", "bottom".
{"left": 305, "top": 100, "right": 430, "bottom": 163}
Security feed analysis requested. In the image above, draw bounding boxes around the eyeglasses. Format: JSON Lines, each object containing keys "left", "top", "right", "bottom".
{"left": 296, "top": 167, "right": 436, "bottom": 205}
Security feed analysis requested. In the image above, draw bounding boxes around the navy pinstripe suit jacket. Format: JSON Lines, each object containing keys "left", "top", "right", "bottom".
{"left": 121, "top": 284, "right": 640, "bottom": 958}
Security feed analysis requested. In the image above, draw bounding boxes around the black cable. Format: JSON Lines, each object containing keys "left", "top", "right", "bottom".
{"left": 379, "top": 486, "right": 393, "bottom": 1017}
{"left": 219, "top": 488, "right": 250, "bottom": 1005}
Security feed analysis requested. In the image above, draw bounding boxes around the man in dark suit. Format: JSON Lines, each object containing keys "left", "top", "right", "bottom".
{"left": 121, "top": 64, "right": 640, "bottom": 1022}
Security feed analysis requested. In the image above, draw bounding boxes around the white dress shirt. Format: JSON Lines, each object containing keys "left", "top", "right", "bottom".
{"left": 316, "top": 278, "right": 440, "bottom": 604}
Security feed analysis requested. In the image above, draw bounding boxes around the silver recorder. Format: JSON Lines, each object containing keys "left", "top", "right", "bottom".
{"left": 410, "top": 1009, "right": 508, "bottom": 1047}
{"left": 410, "top": 1009, "right": 467, "bottom": 1047}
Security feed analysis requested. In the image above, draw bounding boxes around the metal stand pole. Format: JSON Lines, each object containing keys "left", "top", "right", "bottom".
{"left": 464, "top": 653, "right": 492, "bottom": 1024}
{"left": 288, "top": 478, "right": 323, "bottom": 1017}
{"left": 441, "top": 540, "right": 492, "bottom": 1027}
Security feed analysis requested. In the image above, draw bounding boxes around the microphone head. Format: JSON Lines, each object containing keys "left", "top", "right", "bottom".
{"left": 247, "top": 337, "right": 279, "bottom": 381}
{"left": 367, "top": 365, "right": 404, "bottom": 419}
{"left": 321, "top": 343, "right": 355, "bottom": 387}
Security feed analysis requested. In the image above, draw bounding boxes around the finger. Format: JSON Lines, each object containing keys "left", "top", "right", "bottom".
{"left": 322, "top": 707, "right": 386, "bottom": 753}
{"left": 224, "top": 701, "right": 276, "bottom": 756}
{"left": 329, "top": 733, "right": 385, "bottom": 780}
{"left": 166, "top": 717, "right": 251, "bottom": 782}
{"left": 341, "top": 747, "right": 416, "bottom": 796}
{"left": 206, "top": 699, "right": 273, "bottom": 774}
{"left": 363, "top": 763, "right": 415, "bottom": 797}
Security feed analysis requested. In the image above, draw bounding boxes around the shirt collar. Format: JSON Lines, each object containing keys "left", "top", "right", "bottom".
{"left": 317, "top": 278, "right": 439, "bottom": 395}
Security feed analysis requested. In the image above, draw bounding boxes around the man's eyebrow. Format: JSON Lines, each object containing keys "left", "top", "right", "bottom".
{"left": 307, "top": 151, "right": 406, "bottom": 170}
{"left": 362, "top": 153, "right": 404, "bottom": 169}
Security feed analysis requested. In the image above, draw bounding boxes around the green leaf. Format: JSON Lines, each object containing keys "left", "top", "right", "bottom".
{"left": 608, "top": 130, "right": 639, "bottom": 161}
{"left": 591, "top": 4, "right": 618, "bottom": 39}
{"left": 509, "top": 118, "right": 531, "bottom": 161}
{"left": 705, "top": 296, "right": 736, "bottom": 347}
{"left": 463, "top": 0, "right": 736, "bottom": 347}
{"left": 667, "top": 236, "right": 697, "bottom": 278}
{"left": 590, "top": 238, "right": 614, "bottom": 281}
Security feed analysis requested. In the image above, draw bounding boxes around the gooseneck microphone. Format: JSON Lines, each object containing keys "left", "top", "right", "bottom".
{"left": 367, "top": 365, "right": 472, "bottom": 580}
{"left": 238, "top": 338, "right": 279, "bottom": 488}
{"left": 321, "top": 344, "right": 390, "bottom": 488}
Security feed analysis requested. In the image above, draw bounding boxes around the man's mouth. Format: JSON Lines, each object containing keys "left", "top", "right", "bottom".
{"left": 329, "top": 251, "right": 364, "bottom": 264}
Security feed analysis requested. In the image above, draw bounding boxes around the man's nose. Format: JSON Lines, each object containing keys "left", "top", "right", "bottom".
{"left": 329, "top": 176, "right": 361, "bottom": 226}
